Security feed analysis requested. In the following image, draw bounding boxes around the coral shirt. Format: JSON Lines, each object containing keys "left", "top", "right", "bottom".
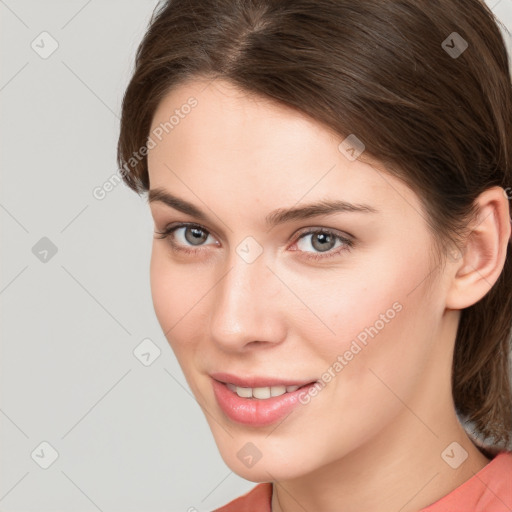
{"left": 213, "top": 451, "right": 512, "bottom": 512}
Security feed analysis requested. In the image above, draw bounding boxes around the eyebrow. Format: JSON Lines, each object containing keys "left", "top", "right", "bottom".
{"left": 148, "top": 187, "right": 379, "bottom": 228}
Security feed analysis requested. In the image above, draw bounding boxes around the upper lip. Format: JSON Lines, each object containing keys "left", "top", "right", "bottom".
{"left": 210, "top": 372, "right": 317, "bottom": 388}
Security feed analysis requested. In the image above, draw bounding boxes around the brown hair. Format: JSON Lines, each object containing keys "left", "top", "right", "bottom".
{"left": 117, "top": 0, "right": 512, "bottom": 450}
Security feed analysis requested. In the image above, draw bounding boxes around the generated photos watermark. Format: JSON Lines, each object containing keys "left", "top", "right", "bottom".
{"left": 299, "top": 300, "right": 403, "bottom": 405}
{"left": 92, "top": 96, "right": 198, "bottom": 201}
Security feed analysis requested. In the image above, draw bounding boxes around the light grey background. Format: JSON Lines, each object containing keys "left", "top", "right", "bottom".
{"left": 1, "top": 1, "right": 511, "bottom": 511}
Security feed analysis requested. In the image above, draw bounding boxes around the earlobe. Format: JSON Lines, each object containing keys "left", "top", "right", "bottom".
{"left": 445, "top": 186, "right": 511, "bottom": 310}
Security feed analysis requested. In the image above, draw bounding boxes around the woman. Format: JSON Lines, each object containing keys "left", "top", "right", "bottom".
{"left": 117, "top": 0, "right": 512, "bottom": 510}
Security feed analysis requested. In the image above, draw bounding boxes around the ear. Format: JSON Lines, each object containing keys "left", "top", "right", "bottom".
{"left": 445, "top": 186, "right": 511, "bottom": 310}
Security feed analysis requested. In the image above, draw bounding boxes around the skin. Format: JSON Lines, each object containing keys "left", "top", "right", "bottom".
{"left": 146, "top": 78, "right": 511, "bottom": 512}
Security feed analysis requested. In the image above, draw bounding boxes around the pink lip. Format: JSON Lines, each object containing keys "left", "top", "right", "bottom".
{"left": 211, "top": 375, "right": 318, "bottom": 427}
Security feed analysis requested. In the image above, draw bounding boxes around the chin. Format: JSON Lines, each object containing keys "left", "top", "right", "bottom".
{"left": 210, "top": 429, "right": 322, "bottom": 482}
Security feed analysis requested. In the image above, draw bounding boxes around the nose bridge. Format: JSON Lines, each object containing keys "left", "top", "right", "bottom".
{"left": 209, "top": 246, "right": 284, "bottom": 349}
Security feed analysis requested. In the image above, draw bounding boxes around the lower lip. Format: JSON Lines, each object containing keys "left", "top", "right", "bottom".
{"left": 211, "top": 379, "right": 317, "bottom": 427}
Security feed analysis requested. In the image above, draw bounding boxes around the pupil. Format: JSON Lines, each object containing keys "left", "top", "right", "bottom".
{"left": 186, "top": 227, "right": 207, "bottom": 245}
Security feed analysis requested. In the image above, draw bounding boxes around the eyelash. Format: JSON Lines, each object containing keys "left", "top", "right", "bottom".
{"left": 154, "top": 222, "right": 354, "bottom": 261}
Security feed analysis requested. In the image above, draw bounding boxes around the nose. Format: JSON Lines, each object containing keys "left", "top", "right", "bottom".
{"left": 208, "top": 248, "right": 287, "bottom": 352}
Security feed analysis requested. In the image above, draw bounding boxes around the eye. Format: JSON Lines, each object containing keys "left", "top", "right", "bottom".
{"left": 154, "top": 223, "right": 218, "bottom": 254}
{"left": 154, "top": 223, "right": 354, "bottom": 260}
{"left": 292, "top": 228, "right": 354, "bottom": 261}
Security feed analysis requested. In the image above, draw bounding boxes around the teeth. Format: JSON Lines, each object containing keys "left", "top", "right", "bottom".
{"left": 271, "top": 385, "right": 287, "bottom": 397}
{"left": 253, "top": 387, "right": 271, "bottom": 399}
{"left": 225, "top": 383, "right": 304, "bottom": 399}
{"left": 237, "top": 386, "right": 252, "bottom": 398}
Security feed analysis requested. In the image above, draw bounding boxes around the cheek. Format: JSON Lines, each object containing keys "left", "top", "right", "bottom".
{"left": 149, "top": 244, "right": 201, "bottom": 346}
{"left": 317, "top": 243, "right": 440, "bottom": 405}
{"left": 293, "top": 236, "right": 438, "bottom": 378}
{"left": 282, "top": 256, "right": 408, "bottom": 354}
{"left": 150, "top": 245, "right": 174, "bottom": 328}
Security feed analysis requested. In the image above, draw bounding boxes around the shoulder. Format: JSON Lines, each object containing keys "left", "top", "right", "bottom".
{"left": 421, "top": 451, "right": 512, "bottom": 512}
{"left": 212, "top": 482, "right": 273, "bottom": 512}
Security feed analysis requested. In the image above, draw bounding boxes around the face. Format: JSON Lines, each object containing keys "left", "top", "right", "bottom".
{"left": 147, "top": 78, "right": 453, "bottom": 482}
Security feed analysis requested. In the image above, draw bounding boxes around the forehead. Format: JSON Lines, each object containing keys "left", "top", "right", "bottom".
{"left": 149, "top": 78, "right": 340, "bottom": 163}
{"left": 147, "top": 79, "right": 423, "bottom": 224}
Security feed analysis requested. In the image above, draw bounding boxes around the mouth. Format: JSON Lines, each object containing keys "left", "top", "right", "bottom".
{"left": 223, "top": 381, "right": 313, "bottom": 399}
{"left": 210, "top": 373, "right": 319, "bottom": 426}
{"left": 210, "top": 372, "right": 317, "bottom": 399}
